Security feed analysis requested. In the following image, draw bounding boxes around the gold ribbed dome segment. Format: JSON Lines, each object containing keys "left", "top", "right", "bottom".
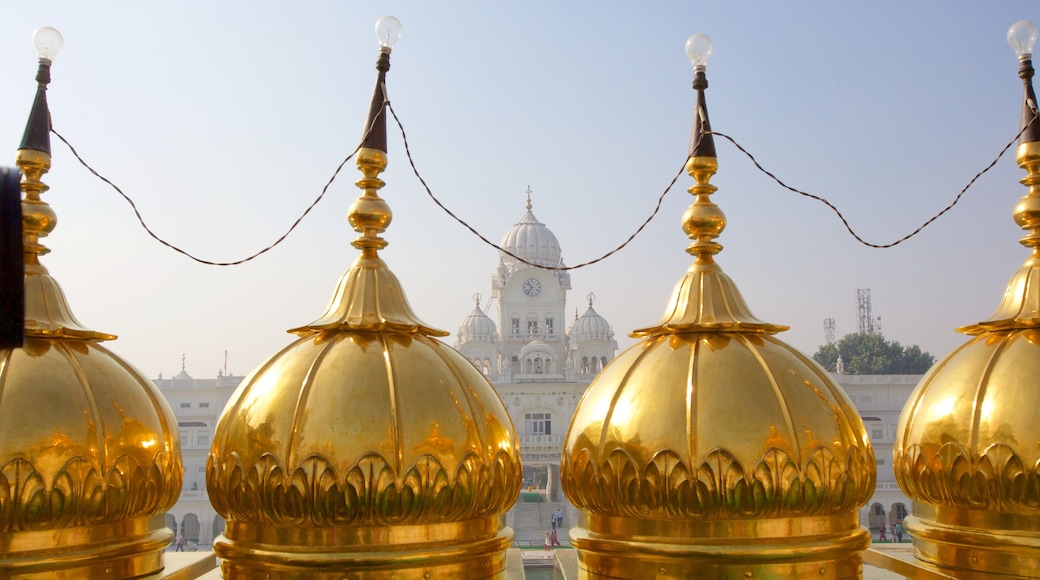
{"left": 560, "top": 332, "right": 874, "bottom": 579}
{"left": 291, "top": 147, "right": 446, "bottom": 337}
{"left": 563, "top": 333, "right": 873, "bottom": 520}
{"left": 959, "top": 141, "right": 1040, "bottom": 334}
{"left": 207, "top": 328, "right": 522, "bottom": 577}
{"left": 209, "top": 332, "right": 519, "bottom": 526}
{"left": 893, "top": 329, "right": 1040, "bottom": 575}
{"left": 895, "top": 330, "right": 1040, "bottom": 515}
{"left": 633, "top": 156, "right": 788, "bottom": 337}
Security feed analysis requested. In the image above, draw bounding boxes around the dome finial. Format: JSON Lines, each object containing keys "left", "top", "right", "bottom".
{"left": 525, "top": 185, "right": 532, "bottom": 210}
{"left": 957, "top": 24, "right": 1040, "bottom": 335}
{"left": 15, "top": 30, "right": 114, "bottom": 342}
{"left": 587, "top": 291, "right": 595, "bottom": 307}
{"left": 473, "top": 292, "right": 481, "bottom": 307}
{"left": 630, "top": 40, "right": 786, "bottom": 338}
{"left": 291, "top": 18, "right": 444, "bottom": 337}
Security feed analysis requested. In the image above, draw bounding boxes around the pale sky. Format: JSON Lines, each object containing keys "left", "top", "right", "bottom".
{"left": 1, "top": 1, "right": 1037, "bottom": 380}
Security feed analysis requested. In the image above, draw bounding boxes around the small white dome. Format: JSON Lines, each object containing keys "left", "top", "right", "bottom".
{"left": 569, "top": 304, "right": 615, "bottom": 342}
{"left": 457, "top": 297, "right": 498, "bottom": 343}
{"left": 499, "top": 195, "right": 563, "bottom": 268}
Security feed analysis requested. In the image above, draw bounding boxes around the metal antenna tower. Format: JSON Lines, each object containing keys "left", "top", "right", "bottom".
{"left": 824, "top": 318, "right": 836, "bottom": 345}
{"left": 856, "top": 288, "right": 881, "bottom": 334}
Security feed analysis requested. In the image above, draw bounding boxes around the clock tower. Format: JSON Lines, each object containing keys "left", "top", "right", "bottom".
{"left": 491, "top": 192, "right": 570, "bottom": 378}
{"left": 454, "top": 190, "right": 617, "bottom": 540}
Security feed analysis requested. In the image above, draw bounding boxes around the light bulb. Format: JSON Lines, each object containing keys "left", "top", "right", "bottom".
{"left": 685, "top": 33, "right": 712, "bottom": 70}
{"left": 375, "top": 16, "right": 403, "bottom": 50}
{"left": 33, "top": 26, "right": 63, "bottom": 62}
{"left": 1008, "top": 20, "right": 1038, "bottom": 58}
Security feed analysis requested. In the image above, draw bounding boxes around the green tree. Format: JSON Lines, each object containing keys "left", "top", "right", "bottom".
{"left": 812, "top": 333, "right": 935, "bottom": 375}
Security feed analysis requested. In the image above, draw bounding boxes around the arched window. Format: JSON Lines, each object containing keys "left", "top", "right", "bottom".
{"left": 600, "top": 356, "right": 608, "bottom": 369}
{"left": 581, "top": 356, "right": 590, "bottom": 373}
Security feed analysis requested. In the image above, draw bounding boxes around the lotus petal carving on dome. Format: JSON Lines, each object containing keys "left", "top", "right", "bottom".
{"left": 208, "top": 448, "right": 521, "bottom": 526}
{"left": 562, "top": 444, "right": 874, "bottom": 520}
{"left": 895, "top": 442, "right": 1040, "bottom": 514}
{"left": 0, "top": 452, "right": 181, "bottom": 533}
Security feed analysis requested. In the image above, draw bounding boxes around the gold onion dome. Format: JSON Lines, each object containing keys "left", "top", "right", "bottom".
{"left": 893, "top": 20, "right": 1040, "bottom": 576}
{"left": 206, "top": 17, "right": 521, "bottom": 579}
{"left": 0, "top": 28, "right": 181, "bottom": 579}
{"left": 560, "top": 34, "right": 875, "bottom": 579}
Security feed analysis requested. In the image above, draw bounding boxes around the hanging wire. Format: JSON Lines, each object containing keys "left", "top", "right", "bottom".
{"left": 385, "top": 101, "right": 687, "bottom": 271}
{"left": 707, "top": 114, "right": 1036, "bottom": 249}
{"left": 52, "top": 99, "right": 1037, "bottom": 268}
{"left": 49, "top": 112, "right": 385, "bottom": 266}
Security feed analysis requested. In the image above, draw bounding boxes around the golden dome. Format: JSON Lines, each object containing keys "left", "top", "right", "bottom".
{"left": 561, "top": 69, "right": 875, "bottom": 576}
{"left": 0, "top": 143, "right": 181, "bottom": 578}
{"left": 893, "top": 140, "right": 1040, "bottom": 575}
{"left": 207, "top": 39, "right": 521, "bottom": 577}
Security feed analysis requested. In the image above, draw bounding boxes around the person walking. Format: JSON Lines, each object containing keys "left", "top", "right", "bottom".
{"left": 550, "top": 510, "right": 557, "bottom": 531}
{"left": 175, "top": 532, "right": 185, "bottom": 552}
{"left": 878, "top": 525, "right": 887, "bottom": 542}
{"left": 894, "top": 522, "right": 903, "bottom": 543}
{"left": 555, "top": 508, "right": 563, "bottom": 528}
{"left": 543, "top": 530, "right": 551, "bottom": 551}
{"left": 550, "top": 527, "right": 560, "bottom": 547}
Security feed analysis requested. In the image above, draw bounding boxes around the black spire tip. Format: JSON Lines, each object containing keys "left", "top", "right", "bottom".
{"left": 1019, "top": 56, "right": 1040, "bottom": 145}
{"left": 689, "top": 70, "right": 717, "bottom": 159}
{"left": 19, "top": 61, "right": 53, "bottom": 155}
{"left": 360, "top": 50, "right": 390, "bottom": 153}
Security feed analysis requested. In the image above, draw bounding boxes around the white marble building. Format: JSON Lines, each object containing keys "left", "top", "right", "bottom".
{"left": 455, "top": 193, "right": 619, "bottom": 500}
{"left": 833, "top": 371, "right": 920, "bottom": 536}
{"left": 154, "top": 360, "right": 243, "bottom": 547}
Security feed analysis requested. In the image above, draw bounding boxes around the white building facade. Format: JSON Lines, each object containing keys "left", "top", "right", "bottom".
{"left": 154, "top": 362, "right": 243, "bottom": 547}
{"left": 833, "top": 372, "right": 919, "bottom": 536}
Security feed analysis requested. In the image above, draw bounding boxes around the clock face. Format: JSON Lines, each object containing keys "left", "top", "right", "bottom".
{"left": 522, "top": 278, "right": 542, "bottom": 297}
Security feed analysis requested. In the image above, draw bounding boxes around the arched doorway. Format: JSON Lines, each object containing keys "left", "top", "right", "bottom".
{"left": 891, "top": 502, "right": 908, "bottom": 523}
{"left": 212, "top": 516, "right": 226, "bottom": 541}
{"left": 182, "top": 513, "right": 201, "bottom": 543}
{"left": 867, "top": 502, "right": 886, "bottom": 533}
